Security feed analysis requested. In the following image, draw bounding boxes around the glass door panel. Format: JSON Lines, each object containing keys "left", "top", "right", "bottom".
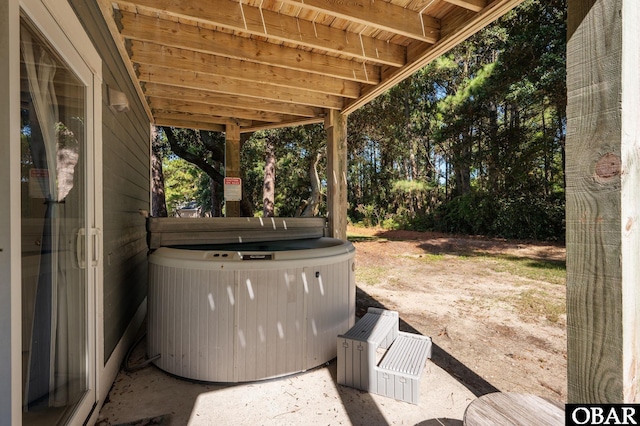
{"left": 20, "top": 15, "right": 91, "bottom": 425}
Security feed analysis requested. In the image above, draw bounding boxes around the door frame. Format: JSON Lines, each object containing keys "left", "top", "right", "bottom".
{"left": 18, "top": 0, "right": 103, "bottom": 423}
{"left": 0, "top": 0, "right": 22, "bottom": 423}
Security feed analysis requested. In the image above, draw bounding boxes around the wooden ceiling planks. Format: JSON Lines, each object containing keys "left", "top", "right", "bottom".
{"left": 98, "top": 0, "right": 525, "bottom": 133}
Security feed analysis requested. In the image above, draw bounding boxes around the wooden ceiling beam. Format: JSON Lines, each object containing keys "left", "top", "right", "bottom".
{"left": 118, "top": 0, "right": 406, "bottom": 67}
{"left": 154, "top": 113, "right": 298, "bottom": 133}
{"left": 118, "top": 11, "right": 381, "bottom": 84}
{"left": 152, "top": 100, "right": 325, "bottom": 133}
{"left": 153, "top": 116, "right": 226, "bottom": 133}
{"left": 153, "top": 110, "right": 253, "bottom": 128}
{"left": 136, "top": 64, "right": 345, "bottom": 110}
{"left": 277, "top": 0, "right": 440, "bottom": 44}
{"left": 129, "top": 40, "right": 362, "bottom": 99}
{"left": 149, "top": 97, "right": 303, "bottom": 124}
{"left": 143, "top": 83, "right": 323, "bottom": 118}
{"left": 242, "top": 117, "right": 325, "bottom": 134}
{"left": 442, "top": 0, "right": 487, "bottom": 13}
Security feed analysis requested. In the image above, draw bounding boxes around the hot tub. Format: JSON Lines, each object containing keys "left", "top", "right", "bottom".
{"left": 146, "top": 218, "right": 355, "bottom": 383}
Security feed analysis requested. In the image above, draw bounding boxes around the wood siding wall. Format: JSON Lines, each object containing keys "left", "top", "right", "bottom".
{"left": 69, "top": 1, "right": 150, "bottom": 361}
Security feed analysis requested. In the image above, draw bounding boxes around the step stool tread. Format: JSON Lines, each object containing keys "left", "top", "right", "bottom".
{"left": 340, "top": 313, "right": 396, "bottom": 342}
{"left": 378, "top": 332, "right": 432, "bottom": 377}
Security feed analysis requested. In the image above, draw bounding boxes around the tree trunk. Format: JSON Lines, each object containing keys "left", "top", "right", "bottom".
{"left": 151, "top": 127, "right": 168, "bottom": 217}
{"left": 262, "top": 137, "right": 276, "bottom": 217}
{"left": 488, "top": 101, "right": 500, "bottom": 194}
{"left": 210, "top": 173, "right": 222, "bottom": 217}
{"left": 402, "top": 86, "right": 418, "bottom": 181}
{"left": 452, "top": 127, "right": 472, "bottom": 197}
{"left": 301, "top": 151, "right": 323, "bottom": 217}
{"left": 241, "top": 177, "right": 254, "bottom": 217}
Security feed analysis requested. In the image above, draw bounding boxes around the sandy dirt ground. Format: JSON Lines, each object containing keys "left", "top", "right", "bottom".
{"left": 96, "top": 227, "right": 567, "bottom": 425}
{"left": 349, "top": 226, "right": 567, "bottom": 403}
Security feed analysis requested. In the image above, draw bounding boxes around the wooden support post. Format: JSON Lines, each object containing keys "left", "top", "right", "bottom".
{"left": 325, "top": 109, "right": 348, "bottom": 240}
{"left": 225, "top": 123, "right": 241, "bottom": 217}
{"left": 566, "top": 0, "right": 640, "bottom": 403}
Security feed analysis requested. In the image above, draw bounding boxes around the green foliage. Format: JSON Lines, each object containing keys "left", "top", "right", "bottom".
{"left": 430, "top": 191, "right": 565, "bottom": 240}
{"left": 240, "top": 133, "right": 267, "bottom": 214}
{"left": 493, "top": 193, "right": 565, "bottom": 240}
{"left": 353, "top": 204, "right": 382, "bottom": 227}
{"left": 156, "top": 127, "right": 226, "bottom": 216}
{"left": 162, "top": 157, "right": 209, "bottom": 216}
{"left": 431, "top": 191, "right": 499, "bottom": 236}
{"left": 391, "top": 179, "right": 429, "bottom": 194}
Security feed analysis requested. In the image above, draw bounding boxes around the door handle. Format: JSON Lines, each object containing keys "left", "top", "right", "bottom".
{"left": 76, "top": 228, "right": 86, "bottom": 269}
{"left": 91, "top": 228, "right": 101, "bottom": 267}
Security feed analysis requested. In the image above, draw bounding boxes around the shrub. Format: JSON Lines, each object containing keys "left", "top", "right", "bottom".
{"left": 413, "top": 191, "right": 564, "bottom": 241}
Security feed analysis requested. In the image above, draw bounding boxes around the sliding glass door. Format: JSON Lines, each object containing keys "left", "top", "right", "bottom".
{"left": 20, "top": 3, "right": 98, "bottom": 424}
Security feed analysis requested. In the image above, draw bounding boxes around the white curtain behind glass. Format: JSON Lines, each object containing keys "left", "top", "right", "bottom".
{"left": 21, "top": 24, "right": 82, "bottom": 410}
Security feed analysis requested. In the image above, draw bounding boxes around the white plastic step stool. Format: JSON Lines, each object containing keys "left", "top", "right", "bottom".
{"left": 373, "top": 332, "right": 432, "bottom": 404}
{"left": 336, "top": 308, "right": 398, "bottom": 391}
{"left": 336, "top": 308, "right": 432, "bottom": 404}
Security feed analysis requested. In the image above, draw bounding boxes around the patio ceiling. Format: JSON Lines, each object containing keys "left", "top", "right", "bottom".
{"left": 97, "top": 0, "right": 524, "bottom": 134}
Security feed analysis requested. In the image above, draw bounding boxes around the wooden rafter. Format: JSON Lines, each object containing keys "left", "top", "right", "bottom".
{"left": 149, "top": 97, "right": 309, "bottom": 123}
{"left": 277, "top": 0, "right": 441, "bottom": 44}
{"left": 118, "top": 11, "right": 380, "bottom": 84}
{"left": 129, "top": 41, "right": 363, "bottom": 98}
{"left": 98, "top": 0, "right": 525, "bottom": 132}
{"left": 136, "top": 64, "right": 345, "bottom": 110}
{"left": 443, "top": 0, "right": 487, "bottom": 13}
{"left": 118, "top": 0, "right": 407, "bottom": 67}
{"left": 153, "top": 114, "right": 225, "bottom": 132}
{"left": 143, "top": 83, "right": 324, "bottom": 118}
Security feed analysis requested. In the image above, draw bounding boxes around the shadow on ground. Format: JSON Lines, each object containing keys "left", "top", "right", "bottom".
{"left": 362, "top": 229, "right": 565, "bottom": 264}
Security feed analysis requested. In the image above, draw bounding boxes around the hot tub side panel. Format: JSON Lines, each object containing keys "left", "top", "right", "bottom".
{"left": 148, "top": 265, "right": 236, "bottom": 382}
{"left": 148, "top": 251, "right": 355, "bottom": 383}
{"left": 304, "top": 263, "right": 354, "bottom": 368}
{"left": 235, "top": 267, "right": 305, "bottom": 382}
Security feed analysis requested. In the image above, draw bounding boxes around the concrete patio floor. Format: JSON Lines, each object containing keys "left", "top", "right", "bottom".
{"left": 95, "top": 324, "right": 489, "bottom": 426}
